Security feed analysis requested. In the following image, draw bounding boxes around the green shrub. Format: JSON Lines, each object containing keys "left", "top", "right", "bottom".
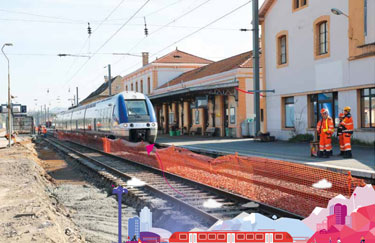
{"left": 288, "top": 133, "right": 314, "bottom": 143}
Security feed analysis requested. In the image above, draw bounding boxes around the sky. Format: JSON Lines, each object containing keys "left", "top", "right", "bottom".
{"left": 0, "top": 0, "right": 265, "bottom": 111}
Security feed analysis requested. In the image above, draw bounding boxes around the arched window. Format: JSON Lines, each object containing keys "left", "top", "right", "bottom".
{"left": 276, "top": 30, "right": 288, "bottom": 68}
{"left": 140, "top": 79, "right": 143, "bottom": 93}
{"left": 314, "top": 16, "right": 330, "bottom": 59}
{"left": 136, "top": 81, "right": 138, "bottom": 92}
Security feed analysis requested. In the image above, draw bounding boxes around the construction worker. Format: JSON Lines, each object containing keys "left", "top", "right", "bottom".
{"left": 341, "top": 106, "right": 354, "bottom": 158}
{"left": 317, "top": 108, "right": 334, "bottom": 158}
{"left": 42, "top": 126, "right": 47, "bottom": 138}
{"left": 337, "top": 113, "right": 345, "bottom": 156}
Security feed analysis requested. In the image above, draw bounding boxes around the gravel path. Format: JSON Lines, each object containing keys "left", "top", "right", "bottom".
{"left": 52, "top": 184, "right": 137, "bottom": 243}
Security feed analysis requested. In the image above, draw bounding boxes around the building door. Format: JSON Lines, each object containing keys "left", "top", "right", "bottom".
{"left": 189, "top": 233, "right": 197, "bottom": 243}
{"left": 227, "top": 233, "right": 235, "bottom": 243}
{"left": 224, "top": 96, "right": 229, "bottom": 136}
{"left": 265, "top": 233, "right": 273, "bottom": 243}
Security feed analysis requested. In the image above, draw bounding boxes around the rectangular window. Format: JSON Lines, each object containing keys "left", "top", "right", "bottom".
{"left": 140, "top": 80, "right": 143, "bottom": 93}
{"left": 125, "top": 100, "right": 149, "bottom": 116}
{"left": 284, "top": 97, "right": 295, "bottom": 128}
{"left": 309, "top": 92, "right": 338, "bottom": 128}
{"left": 361, "top": 88, "right": 375, "bottom": 128}
{"left": 147, "top": 77, "right": 151, "bottom": 94}
{"left": 319, "top": 22, "right": 328, "bottom": 55}
{"left": 280, "top": 35, "right": 287, "bottom": 64}
{"left": 236, "top": 234, "right": 245, "bottom": 240}
{"left": 293, "top": 0, "right": 307, "bottom": 10}
{"left": 246, "top": 234, "right": 254, "bottom": 240}
{"left": 136, "top": 81, "right": 138, "bottom": 92}
{"left": 295, "top": 0, "right": 299, "bottom": 8}
{"left": 195, "top": 109, "right": 200, "bottom": 124}
{"left": 198, "top": 234, "right": 206, "bottom": 240}
{"left": 217, "top": 234, "right": 225, "bottom": 240}
{"left": 364, "top": 0, "right": 368, "bottom": 36}
{"left": 126, "top": 85, "right": 128, "bottom": 91}
{"left": 131, "top": 83, "right": 134, "bottom": 91}
{"left": 255, "top": 234, "right": 264, "bottom": 240}
{"left": 208, "top": 234, "right": 216, "bottom": 240}
{"left": 230, "top": 107, "right": 236, "bottom": 124}
{"left": 275, "top": 234, "right": 283, "bottom": 240}
{"left": 169, "top": 112, "right": 175, "bottom": 124}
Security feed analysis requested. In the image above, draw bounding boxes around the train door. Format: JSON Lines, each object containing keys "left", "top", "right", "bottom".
{"left": 265, "top": 233, "right": 273, "bottom": 243}
{"left": 227, "top": 233, "right": 235, "bottom": 243}
{"left": 189, "top": 233, "right": 197, "bottom": 243}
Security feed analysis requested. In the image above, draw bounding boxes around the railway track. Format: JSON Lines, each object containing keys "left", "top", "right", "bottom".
{"left": 44, "top": 136, "right": 303, "bottom": 226}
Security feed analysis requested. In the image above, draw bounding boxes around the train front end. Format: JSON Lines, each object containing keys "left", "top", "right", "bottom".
{"left": 115, "top": 92, "right": 158, "bottom": 143}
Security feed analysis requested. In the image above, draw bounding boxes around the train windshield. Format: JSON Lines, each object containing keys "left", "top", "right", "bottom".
{"left": 125, "top": 100, "right": 149, "bottom": 116}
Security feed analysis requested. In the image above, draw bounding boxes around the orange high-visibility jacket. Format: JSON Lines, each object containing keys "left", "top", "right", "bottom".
{"left": 341, "top": 114, "right": 354, "bottom": 134}
{"left": 317, "top": 116, "right": 334, "bottom": 134}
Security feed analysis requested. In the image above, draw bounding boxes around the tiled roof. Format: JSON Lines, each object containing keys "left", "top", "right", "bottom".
{"left": 152, "top": 49, "right": 213, "bottom": 64}
{"left": 80, "top": 76, "right": 119, "bottom": 104}
{"left": 158, "top": 51, "right": 252, "bottom": 89}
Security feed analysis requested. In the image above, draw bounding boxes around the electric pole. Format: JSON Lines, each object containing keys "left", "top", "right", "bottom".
{"left": 76, "top": 87, "right": 79, "bottom": 106}
{"left": 252, "top": 0, "right": 260, "bottom": 136}
{"left": 108, "top": 64, "right": 112, "bottom": 96}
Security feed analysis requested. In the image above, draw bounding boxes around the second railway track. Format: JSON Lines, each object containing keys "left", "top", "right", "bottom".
{"left": 44, "top": 136, "right": 303, "bottom": 226}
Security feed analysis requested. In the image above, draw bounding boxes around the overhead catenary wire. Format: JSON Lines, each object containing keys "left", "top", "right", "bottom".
{"left": 118, "top": 0, "right": 252, "bottom": 75}
{"left": 60, "top": 0, "right": 151, "bottom": 93}
{"left": 0, "top": 8, "right": 83, "bottom": 23}
{"left": 62, "top": 0, "right": 127, "bottom": 88}
{"left": 111, "top": 0, "right": 212, "bottom": 67}
{"left": 151, "top": 0, "right": 252, "bottom": 59}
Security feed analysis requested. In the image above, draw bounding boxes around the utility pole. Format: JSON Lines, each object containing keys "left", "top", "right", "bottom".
{"left": 76, "top": 87, "right": 79, "bottom": 106}
{"left": 2, "top": 43, "right": 13, "bottom": 147}
{"left": 108, "top": 64, "right": 112, "bottom": 96}
{"left": 44, "top": 104, "right": 46, "bottom": 124}
{"left": 252, "top": 0, "right": 260, "bottom": 136}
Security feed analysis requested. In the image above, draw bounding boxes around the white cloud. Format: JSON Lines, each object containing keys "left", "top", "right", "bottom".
{"left": 127, "top": 177, "right": 146, "bottom": 187}
{"left": 203, "top": 199, "right": 223, "bottom": 209}
{"left": 312, "top": 179, "right": 332, "bottom": 189}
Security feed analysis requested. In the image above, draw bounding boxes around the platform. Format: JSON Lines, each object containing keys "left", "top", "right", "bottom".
{"left": 156, "top": 135, "right": 375, "bottom": 179}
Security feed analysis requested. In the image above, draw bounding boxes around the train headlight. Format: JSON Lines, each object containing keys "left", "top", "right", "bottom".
{"left": 124, "top": 123, "right": 128, "bottom": 127}
{"left": 151, "top": 122, "right": 156, "bottom": 127}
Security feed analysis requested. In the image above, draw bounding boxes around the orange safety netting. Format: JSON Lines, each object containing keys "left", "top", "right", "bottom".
{"left": 56, "top": 131, "right": 366, "bottom": 217}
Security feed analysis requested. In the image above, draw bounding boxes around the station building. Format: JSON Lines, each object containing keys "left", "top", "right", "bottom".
{"left": 122, "top": 49, "right": 212, "bottom": 95}
{"left": 149, "top": 51, "right": 264, "bottom": 138}
{"left": 80, "top": 75, "right": 123, "bottom": 105}
{"left": 259, "top": 0, "right": 375, "bottom": 142}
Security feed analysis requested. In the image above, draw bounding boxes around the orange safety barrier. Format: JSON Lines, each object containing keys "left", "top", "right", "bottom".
{"left": 56, "top": 131, "right": 366, "bottom": 217}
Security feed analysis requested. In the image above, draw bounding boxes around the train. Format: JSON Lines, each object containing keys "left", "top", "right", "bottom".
{"left": 169, "top": 232, "right": 293, "bottom": 243}
{"left": 55, "top": 91, "right": 158, "bottom": 143}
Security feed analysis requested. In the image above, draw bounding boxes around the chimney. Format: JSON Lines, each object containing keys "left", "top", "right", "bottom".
{"left": 104, "top": 75, "right": 109, "bottom": 82}
{"left": 142, "top": 52, "right": 149, "bottom": 66}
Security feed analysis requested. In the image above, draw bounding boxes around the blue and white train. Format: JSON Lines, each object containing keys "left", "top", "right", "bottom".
{"left": 55, "top": 92, "right": 158, "bottom": 143}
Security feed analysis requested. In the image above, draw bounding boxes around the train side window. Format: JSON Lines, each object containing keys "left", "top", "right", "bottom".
{"left": 246, "top": 234, "right": 254, "bottom": 240}
{"left": 255, "top": 234, "right": 264, "bottom": 240}
{"left": 275, "top": 234, "right": 283, "bottom": 240}
{"left": 236, "top": 234, "right": 245, "bottom": 240}
{"left": 208, "top": 234, "right": 216, "bottom": 240}
{"left": 198, "top": 233, "right": 206, "bottom": 240}
{"left": 179, "top": 234, "right": 188, "bottom": 240}
{"left": 217, "top": 234, "right": 225, "bottom": 240}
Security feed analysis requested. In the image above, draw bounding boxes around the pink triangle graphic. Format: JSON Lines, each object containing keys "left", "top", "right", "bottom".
{"left": 146, "top": 144, "right": 155, "bottom": 155}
